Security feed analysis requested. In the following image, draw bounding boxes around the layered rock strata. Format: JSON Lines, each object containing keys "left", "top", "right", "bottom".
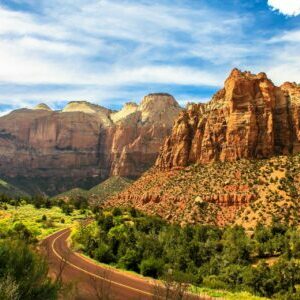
{"left": 106, "top": 70, "right": 300, "bottom": 226}
{"left": 0, "top": 94, "right": 181, "bottom": 194}
{"left": 156, "top": 69, "right": 300, "bottom": 168}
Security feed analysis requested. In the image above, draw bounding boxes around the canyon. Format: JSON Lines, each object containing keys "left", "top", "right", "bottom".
{"left": 0, "top": 94, "right": 181, "bottom": 195}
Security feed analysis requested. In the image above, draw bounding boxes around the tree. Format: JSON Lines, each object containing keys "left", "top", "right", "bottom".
{"left": 140, "top": 257, "right": 164, "bottom": 278}
{"left": 0, "top": 239, "right": 60, "bottom": 300}
{"left": 153, "top": 270, "right": 193, "bottom": 300}
{"left": 0, "top": 275, "right": 19, "bottom": 300}
{"left": 118, "top": 249, "right": 140, "bottom": 272}
{"left": 13, "top": 222, "right": 34, "bottom": 243}
{"left": 222, "top": 226, "right": 252, "bottom": 264}
{"left": 94, "top": 243, "right": 115, "bottom": 264}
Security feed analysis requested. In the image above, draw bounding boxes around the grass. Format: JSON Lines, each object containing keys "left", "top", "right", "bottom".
{"left": 0, "top": 204, "right": 88, "bottom": 240}
{"left": 190, "top": 286, "right": 268, "bottom": 300}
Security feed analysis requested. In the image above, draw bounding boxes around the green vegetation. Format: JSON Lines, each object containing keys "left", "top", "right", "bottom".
{"left": 0, "top": 178, "right": 29, "bottom": 198}
{"left": 190, "top": 287, "right": 268, "bottom": 300}
{"left": 0, "top": 239, "right": 60, "bottom": 299}
{"left": 6, "top": 174, "right": 103, "bottom": 197}
{"left": 53, "top": 176, "right": 133, "bottom": 206}
{"left": 72, "top": 207, "right": 300, "bottom": 299}
{"left": 0, "top": 203, "right": 87, "bottom": 240}
{"left": 0, "top": 194, "right": 87, "bottom": 299}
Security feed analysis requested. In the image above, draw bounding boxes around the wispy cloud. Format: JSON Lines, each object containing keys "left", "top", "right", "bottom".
{"left": 0, "top": 0, "right": 299, "bottom": 114}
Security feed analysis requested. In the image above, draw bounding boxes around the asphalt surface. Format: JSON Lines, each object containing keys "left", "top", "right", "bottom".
{"left": 42, "top": 228, "right": 212, "bottom": 300}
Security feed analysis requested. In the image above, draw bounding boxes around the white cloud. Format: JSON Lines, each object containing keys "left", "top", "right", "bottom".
{"left": 0, "top": 109, "right": 14, "bottom": 117}
{"left": 1, "top": 0, "right": 299, "bottom": 112}
{"left": 0, "top": 1, "right": 235, "bottom": 89}
{"left": 268, "top": 0, "right": 300, "bottom": 16}
{"left": 265, "top": 44, "right": 300, "bottom": 84}
{"left": 0, "top": 35, "right": 222, "bottom": 86}
{"left": 269, "top": 29, "right": 300, "bottom": 43}
{"left": 0, "top": 6, "right": 68, "bottom": 38}
{"left": 261, "top": 29, "right": 300, "bottom": 85}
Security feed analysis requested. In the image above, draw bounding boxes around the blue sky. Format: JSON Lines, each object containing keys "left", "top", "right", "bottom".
{"left": 0, "top": 0, "right": 299, "bottom": 113}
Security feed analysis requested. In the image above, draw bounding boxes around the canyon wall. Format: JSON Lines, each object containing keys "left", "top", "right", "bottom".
{"left": 156, "top": 69, "right": 300, "bottom": 169}
{"left": 106, "top": 69, "right": 300, "bottom": 226}
{"left": 0, "top": 94, "right": 181, "bottom": 195}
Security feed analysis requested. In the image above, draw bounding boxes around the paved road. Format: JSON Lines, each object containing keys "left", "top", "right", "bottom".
{"left": 42, "top": 228, "right": 212, "bottom": 300}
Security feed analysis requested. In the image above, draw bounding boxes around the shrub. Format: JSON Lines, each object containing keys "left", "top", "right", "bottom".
{"left": 140, "top": 257, "right": 164, "bottom": 278}
{"left": 0, "top": 239, "right": 60, "bottom": 300}
{"left": 118, "top": 249, "right": 141, "bottom": 272}
{"left": 94, "top": 243, "right": 115, "bottom": 264}
{"left": 202, "top": 275, "right": 227, "bottom": 290}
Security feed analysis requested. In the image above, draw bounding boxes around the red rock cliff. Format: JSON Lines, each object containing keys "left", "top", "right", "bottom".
{"left": 0, "top": 95, "right": 181, "bottom": 194}
{"left": 156, "top": 69, "right": 300, "bottom": 169}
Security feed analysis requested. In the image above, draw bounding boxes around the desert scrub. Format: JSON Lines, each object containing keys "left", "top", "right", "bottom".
{"left": 0, "top": 204, "right": 88, "bottom": 240}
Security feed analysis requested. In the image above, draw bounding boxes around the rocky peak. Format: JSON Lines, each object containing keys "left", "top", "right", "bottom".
{"left": 62, "top": 101, "right": 111, "bottom": 115}
{"left": 110, "top": 102, "right": 138, "bottom": 124}
{"left": 62, "top": 100, "right": 113, "bottom": 127}
{"left": 33, "top": 103, "right": 52, "bottom": 111}
{"left": 227, "top": 68, "right": 268, "bottom": 81}
{"left": 138, "top": 93, "right": 182, "bottom": 125}
{"left": 281, "top": 82, "right": 299, "bottom": 90}
{"left": 156, "top": 69, "right": 300, "bottom": 169}
{"left": 139, "top": 93, "right": 179, "bottom": 111}
{"left": 0, "top": 93, "right": 182, "bottom": 193}
{"left": 124, "top": 102, "right": 138, "bottom": 109}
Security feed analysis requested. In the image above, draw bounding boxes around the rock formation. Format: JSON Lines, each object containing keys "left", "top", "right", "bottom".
{"left": 0, "top": 94, "right": 181, "bottom": 195}
{"left": 156, "top": 69, "right": 300, "bottom": 169}
{"left": 106, "top": 69, "right": 300, "bottom": 227}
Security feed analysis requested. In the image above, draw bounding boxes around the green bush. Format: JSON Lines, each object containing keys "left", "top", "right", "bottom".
{"left": 118, "top": 249, "right": 140, "bottom": 272}
{"left": 71, "top": 207, "right": 300, "bottom": 299}
{"left": 0, "top": 239, "right": 59, "bottom": 300}
{"left": 140, "top": 257, "right": 164, "bottom": 278}
{"left": 94, "top": 243, "right": 115, "bottom": 264}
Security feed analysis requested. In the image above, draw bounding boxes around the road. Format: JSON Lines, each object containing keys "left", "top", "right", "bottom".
{"left": 42, "top": 228, "right": 212, "bottom": 300}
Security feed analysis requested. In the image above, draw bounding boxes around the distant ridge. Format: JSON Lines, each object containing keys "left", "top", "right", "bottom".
{"left": 0, "top": 94, "right": 181, "bottom": 195}
{"left": 53, "top": 176, "right": 133, "bottom": 205}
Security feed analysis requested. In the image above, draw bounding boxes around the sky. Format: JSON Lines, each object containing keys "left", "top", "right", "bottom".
{"left": 0, "top": 0, "right": 300, "bottom": 114}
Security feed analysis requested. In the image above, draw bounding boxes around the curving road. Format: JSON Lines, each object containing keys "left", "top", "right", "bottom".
{"left": 42, "top": 228, "right": 211, "bottom": 300}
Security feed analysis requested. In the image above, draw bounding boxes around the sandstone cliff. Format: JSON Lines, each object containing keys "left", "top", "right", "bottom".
{"left": 156, "top": 69, "right": 300, "bottom": 168}
{"left": 106, "top": 69, "right": 300, "bottom": 227}
{"left": 0, "top": 95, "right": 181, "bottom": 195}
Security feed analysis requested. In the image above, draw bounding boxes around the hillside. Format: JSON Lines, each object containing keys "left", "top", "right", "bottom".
{"left": 106, "top": 69, "right": 300, "bottom": 228}
{"left": 107, "top": 154, "right": 300, "bottom": 228}
{"left": 0, "top": 178, "right": 29, "bottom": 198}
{"left": 54, "top": 176, "right": 133, "bottom": 205}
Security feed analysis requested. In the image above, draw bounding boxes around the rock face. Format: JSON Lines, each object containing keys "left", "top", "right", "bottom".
{"left": 106, "top": 69, "right": 300, "bottom": 227}
{"left": 0, "top": 95, "right": 181, "bottom": 195}
{"left": 156, "top": 69, "right": 300, "bottom": 169}
{"left": 105, "top": 94, "right": 181, "bottom": 177}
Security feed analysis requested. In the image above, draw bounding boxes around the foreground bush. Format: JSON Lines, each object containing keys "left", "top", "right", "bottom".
{"left": 0, "top": 239, "right": 60, "bottom": 300}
